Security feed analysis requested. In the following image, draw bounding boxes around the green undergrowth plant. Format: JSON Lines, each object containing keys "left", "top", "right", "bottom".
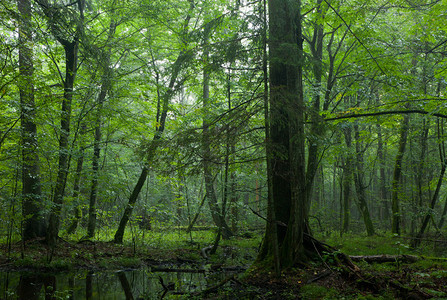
{"left": 97, "top": 256, "right": 141, "bottom": 269}
{"left": 299, "top": 283, "right": 338, "bottom": 299}
{"left": 320, "top": 232, "right": 415, "bottom": 256}
{"left": 13, "top": 256, "right": 73, "bottom": 271}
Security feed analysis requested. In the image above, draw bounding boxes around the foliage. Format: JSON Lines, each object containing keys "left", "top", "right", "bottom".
{"left": 1, "top": 0, "right": 447, "bottom": 297}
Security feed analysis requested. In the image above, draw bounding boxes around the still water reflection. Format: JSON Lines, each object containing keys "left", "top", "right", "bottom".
{"left": 0, "top": 267, "right": 227, "bottom": 299}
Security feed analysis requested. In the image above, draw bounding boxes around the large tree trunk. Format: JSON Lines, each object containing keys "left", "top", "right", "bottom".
{"left": 391, "top": 115, "right": 409, "bottom": 235}
{"left": 17, "top": 0, "right": 47, "bottom": 240}
{"left": 257, "top": 0, "right": 311, "bottom": 270}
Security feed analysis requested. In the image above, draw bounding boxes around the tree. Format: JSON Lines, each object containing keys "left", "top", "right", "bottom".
{"left": 201, "top": 22, "right": 233, "bottom": 240}
{"left": 36, "top": 0, "right": 85, "bottom": 246}
{"left": 256, "top": 0, "right": 310, "bottom": 270}
{"left": 17, "top": 0, "right": 46, "bottom": 240}
{"left": 352, "top": 121, "right": 375, "bottom": 236}
{"left": 113, "top": 0, "right": 195, "bottom": 243}
{"left": 86, "top": 17, "right": 116, "bottom": 239}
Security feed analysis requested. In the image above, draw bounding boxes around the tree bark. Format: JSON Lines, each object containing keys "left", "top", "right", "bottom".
{"left": 17, "top": 0, "right": 47, "bottom": 240}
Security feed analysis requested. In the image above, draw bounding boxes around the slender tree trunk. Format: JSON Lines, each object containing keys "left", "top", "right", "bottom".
{"left": 376, "top": 123, "right": 389, "bottom": 222}
{"left": 17, "top": 0, "right": 47, "bottom": 240}
{"left": 415, "top": 120, "right": 429, "bottom": 208}
{"left": 257, "top": 0, "right": 280, "bottom": 274}
{"left": 113, "top": 48, "right": 192, "bottom": 243}
{"left": 46, "top": 40, "right": 78, "bottom": 246}
{"left": 342, "top": 128, "right": 353, "bottom": 234}
{"left": 86, "top": 117, "right": 101, "bottom": 238}
{"left": 86, "top": 22, "right": 116, "bottom": 239}
{"left": 411, "top": 160, "right": 446, "bottom": 248}
{"left": 66, "top": 123, "right": 86, "bottom": 235}
{"left": 41, "top": 0, "right": 85, "bottom": 246}
{"left": 353, "top": 123, "right": 375, "bottom": 236}
{"left": 391, "top": 115, "right": 409, "bottom": 235}
{"left": 113, "top": 2, "right": 195, "bottom": 243}
{"left": 202, "top": 24, "right": 233, "bottom": 239}
{"left": 438, "top": 195, "right": 447, "bottom": 229}
{"left": 306, "top": 0, "right": 324, "bottom": 202}
{"left": 412, "top": 120, "right": 445, "bottom": 247}
{"left": 225, "top": 63, "right": 238, "bottom": 234}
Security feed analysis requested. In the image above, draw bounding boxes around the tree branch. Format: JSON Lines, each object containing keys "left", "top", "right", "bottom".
{"left": 324, "top": 109, "right": 447, "bottom": 122}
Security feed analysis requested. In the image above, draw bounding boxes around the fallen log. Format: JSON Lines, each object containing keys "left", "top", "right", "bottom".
{"left": 152, "top": 267, "right": 205, "bottom": 273}
{"left": 150, "top": 265, "right": 247, "bottom": 273}
{"left": 349, "top": 255, "right": 420, "bottom": 263}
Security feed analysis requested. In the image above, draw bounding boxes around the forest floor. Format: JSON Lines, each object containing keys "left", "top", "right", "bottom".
{"left": 1, "top": 230, "right": 447, "bottom": 299}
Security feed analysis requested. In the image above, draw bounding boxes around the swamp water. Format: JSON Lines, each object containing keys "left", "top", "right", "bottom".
{"left": 0, "top": 267, "right": 238, "bottom": 299}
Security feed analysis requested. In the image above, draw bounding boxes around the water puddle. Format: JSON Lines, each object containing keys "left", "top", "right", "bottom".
{"left": 0, "top": 266, "right": 241, "bottom": 299}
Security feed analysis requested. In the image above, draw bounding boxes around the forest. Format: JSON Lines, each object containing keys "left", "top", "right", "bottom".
{"left": 1, "top": 0, "right": 447, "bottom": 298}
